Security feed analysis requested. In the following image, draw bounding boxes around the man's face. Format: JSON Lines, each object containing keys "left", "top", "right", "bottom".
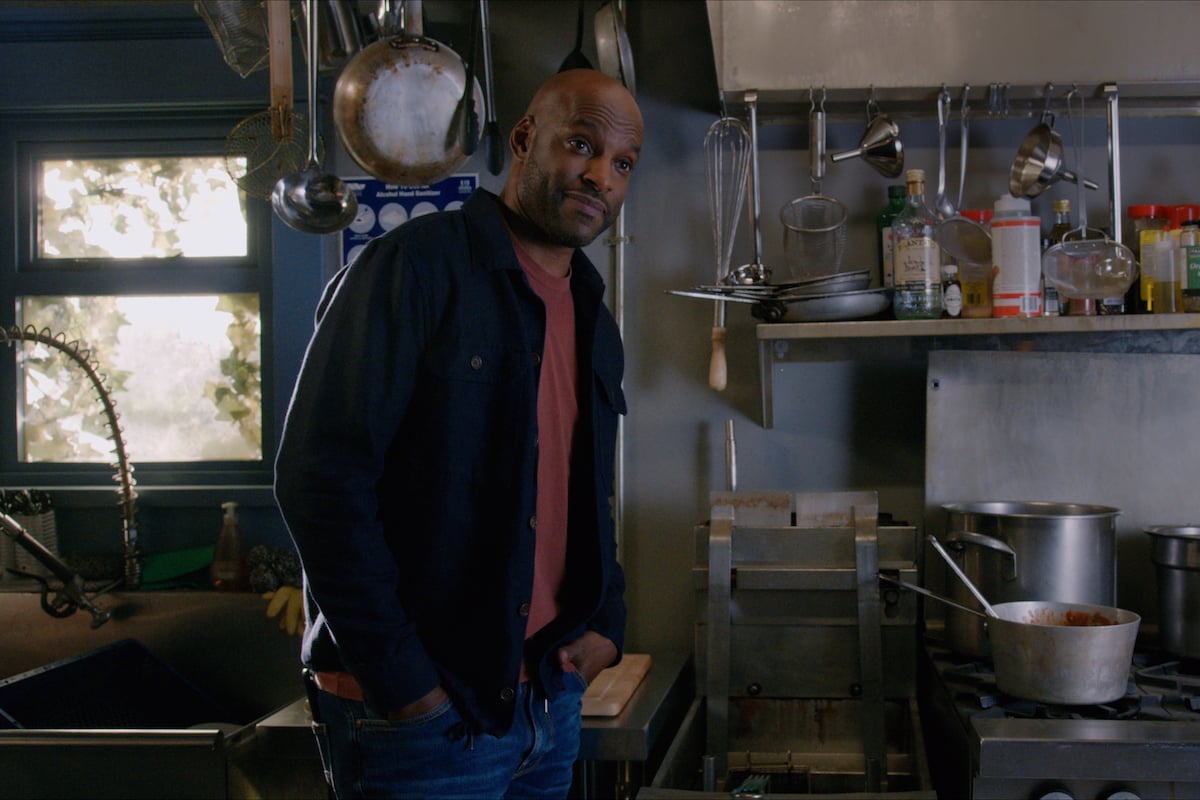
{"left": 513, "top": 87, "right": 643, "bottom": 249}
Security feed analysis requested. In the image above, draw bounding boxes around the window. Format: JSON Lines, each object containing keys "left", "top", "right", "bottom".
{"left": 1, "top": 111, "right": 275, "bottom": 488}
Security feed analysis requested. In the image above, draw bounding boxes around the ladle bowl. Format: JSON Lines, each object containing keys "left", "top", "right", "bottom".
{"left": 272, "top": 161, "right": 359, "bottom": 234}
{"left": 273, "top": 0, "right": 358, "bottom": 234}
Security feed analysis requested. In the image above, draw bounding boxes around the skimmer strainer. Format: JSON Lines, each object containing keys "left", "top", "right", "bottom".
{"left": 223, "top": 1, "right": 310, "bottom": 200}
{"left": 1042, "top": 88, "right": 1139, "bottom": 299}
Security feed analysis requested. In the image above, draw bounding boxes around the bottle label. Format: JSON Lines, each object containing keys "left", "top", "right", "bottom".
{"left": 1187, "top": 244, "right": 1200, "bottom": 291}
{"left": 894, "top": 237, "right": 939, "bottom": 286}
{"left": 992, "top": 217, "right": 1041, "bottom": 317}
{"left": 943, "top": 283, "right": 963, "bottom": 317}
{"left": 881, "top": 226, "right": 895, "bottom": 287}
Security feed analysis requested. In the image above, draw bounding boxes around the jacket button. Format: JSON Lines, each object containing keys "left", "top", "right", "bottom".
{"left": 500, "top": 687, "right": 515, "bottom": 703}
{"left": 470, "top": 355, "right": 483, "bottom": 370}
{"left": 518, "top": 602, "right": 531, "bottom": 617}
{"left": 529, "top": 515, "right": 537, "bottom": 529}
{"left": 532, "top": 352, "right": 541, "bottom": 365}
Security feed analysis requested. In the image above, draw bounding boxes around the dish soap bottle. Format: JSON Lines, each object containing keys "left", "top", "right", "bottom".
{"left": 211, "top": 501, "right": 249, "bottom": 591}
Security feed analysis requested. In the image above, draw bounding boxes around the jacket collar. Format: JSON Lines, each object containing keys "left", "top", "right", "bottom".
{"left": 463, "top": 189, "right": 607, "bottom": 299}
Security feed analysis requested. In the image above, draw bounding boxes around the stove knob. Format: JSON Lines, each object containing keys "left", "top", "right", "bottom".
{"left": 1103, "top": 792, "right": 1141, "bottom": 800}
{"left": 1036, "top": 792, "right": 1073, "bottom": 800}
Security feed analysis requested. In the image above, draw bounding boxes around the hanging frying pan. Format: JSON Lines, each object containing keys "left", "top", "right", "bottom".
{"left": 333, "top": 0, "right": 483, "bottom": 186}
{"left": 594, "top": 1, "right": 635, "bottom": 95}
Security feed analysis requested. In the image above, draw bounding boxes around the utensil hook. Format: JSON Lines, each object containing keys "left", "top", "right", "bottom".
{"left": 957, "top": 84, "right": 971, "bottom": 210}
{"left": 1066, "top": 84, "right": 1089, "bottom": 234}
{"left": 866, "top": 85, "right": 879, "bottom": 123}
{"left": 1040, "top": 82, "right": 1055, "bottom": 126}
{"left": 809, "top": 86, "right": 827, "bottom": 194}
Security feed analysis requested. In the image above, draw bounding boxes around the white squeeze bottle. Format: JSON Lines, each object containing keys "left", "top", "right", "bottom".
{"left": 991, "top": 195, "right": 1042, "bottom": 317}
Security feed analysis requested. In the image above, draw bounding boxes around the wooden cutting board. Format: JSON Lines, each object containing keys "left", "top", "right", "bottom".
{"left": 581, "top": 653, "right": 652, "bottom": 716}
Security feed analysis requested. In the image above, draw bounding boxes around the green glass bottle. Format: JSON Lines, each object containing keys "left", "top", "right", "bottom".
{"left": 877, "top": 184, "right": 906, "bottom": 288}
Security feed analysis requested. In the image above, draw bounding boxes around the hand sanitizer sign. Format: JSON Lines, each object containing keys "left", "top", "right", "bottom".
{"left": 340, "top": 174, "right": 478, "bottom": 267}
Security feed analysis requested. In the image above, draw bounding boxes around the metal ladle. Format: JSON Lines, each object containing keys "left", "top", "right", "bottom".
{"left": 273, "top": 0, "right": 358, "bottom": 235}
{"left": 928, "top": 534, "right": 999, "bottom": 618}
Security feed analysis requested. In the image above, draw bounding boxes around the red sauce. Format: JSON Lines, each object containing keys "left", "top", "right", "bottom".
{"left": 1060, "top": 609, "right": 1114, "bottom": 626}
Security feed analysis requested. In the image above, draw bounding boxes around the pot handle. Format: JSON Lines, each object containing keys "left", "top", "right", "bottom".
{"left": 943, "top": 530, "right": 1018, "bottom": 581}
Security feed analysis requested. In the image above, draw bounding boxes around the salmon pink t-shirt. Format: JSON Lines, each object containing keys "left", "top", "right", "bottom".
{"left": 511, "top": 239, "right": 578, "bottom": 681}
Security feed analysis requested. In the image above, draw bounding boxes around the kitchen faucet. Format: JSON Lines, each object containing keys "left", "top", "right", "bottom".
{"left": 0, "top": 511, "right": 111, "bottom": 627}
{"left": 1, "top": 325, "right": 141, "bottom": 603}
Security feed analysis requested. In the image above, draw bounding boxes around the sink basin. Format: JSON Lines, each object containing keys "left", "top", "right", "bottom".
{"left": 0, "top": 639, "right": 249, "bottom": 800}
{"left": 0, "top": 590, "right": 306, "bottom": 799}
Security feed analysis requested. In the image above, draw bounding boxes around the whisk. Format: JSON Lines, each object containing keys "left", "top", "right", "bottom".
{"left": 704, "top": 114, "right": 750, "bottom": 391}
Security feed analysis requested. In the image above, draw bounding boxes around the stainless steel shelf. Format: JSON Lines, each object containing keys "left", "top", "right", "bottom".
{"left": 758, "top": 312, "right": 1200, "bottom": 341}
{"left": 756, "top": 314, "right": 1200, "bottom": 428}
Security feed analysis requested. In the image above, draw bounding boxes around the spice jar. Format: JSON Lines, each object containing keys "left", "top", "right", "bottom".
{"left": 1182, "top": 220, "right": 1200, "bottom": 313}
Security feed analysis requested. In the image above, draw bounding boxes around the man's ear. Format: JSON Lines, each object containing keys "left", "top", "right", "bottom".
{"left": 510, "top": 117, "right": 534, "bottom": 160}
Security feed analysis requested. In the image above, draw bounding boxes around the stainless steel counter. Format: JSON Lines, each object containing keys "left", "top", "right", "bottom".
{"left": 580, "top": 649, "right": 692, "bottom": 763}
{"left": 251, "top": 649, "right": 693, "bottom": 799}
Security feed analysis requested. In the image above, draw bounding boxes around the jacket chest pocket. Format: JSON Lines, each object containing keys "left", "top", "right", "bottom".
{"left": 426, "top": 340, "right": 533, "bottom": 387}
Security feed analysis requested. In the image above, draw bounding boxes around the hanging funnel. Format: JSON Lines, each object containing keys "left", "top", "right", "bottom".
{"left": 830, "top": 114, "right": 904, "bottom": 178}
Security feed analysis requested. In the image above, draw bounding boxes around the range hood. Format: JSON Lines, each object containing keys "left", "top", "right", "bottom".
{"left": 706, "top": 0, "right": 1200, "bottom": 117}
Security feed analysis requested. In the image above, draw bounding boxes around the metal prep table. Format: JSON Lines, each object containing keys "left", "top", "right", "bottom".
{"left": 248, "top": 649, "right": 693, "bottom": 800}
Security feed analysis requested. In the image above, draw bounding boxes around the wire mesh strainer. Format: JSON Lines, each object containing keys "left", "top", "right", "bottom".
{"left": 222, "top": 1, "right": 310, "bottom": 200}
{"left": 782, "top": 91, "right": 848, "bottom": 280}
{"left": 781, "top": 194, "right": 847, "bottom": 280}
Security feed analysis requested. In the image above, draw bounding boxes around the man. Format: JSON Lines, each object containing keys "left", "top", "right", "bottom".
{"left": 275, "top": 68, "right": 644, "bottom": 800}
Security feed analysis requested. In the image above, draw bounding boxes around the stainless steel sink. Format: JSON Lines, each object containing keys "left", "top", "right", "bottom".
{"left": 0, "top": 590, "right": 305, "bottom": 799}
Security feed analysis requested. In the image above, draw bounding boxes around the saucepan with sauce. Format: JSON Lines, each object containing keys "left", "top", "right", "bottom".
{"left": 886, "top": 537, "right": 1141, "bottom": 705}
{"left": 986, "top": 599, "right": 1140, "bottom": 705}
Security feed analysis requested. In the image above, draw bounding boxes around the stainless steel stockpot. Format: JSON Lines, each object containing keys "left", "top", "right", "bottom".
{"left": 942, "top": 500, "right": 1120, "bottom": 659}
{"left": 1146, "top": 525, "right": 1200, "bottom": 658}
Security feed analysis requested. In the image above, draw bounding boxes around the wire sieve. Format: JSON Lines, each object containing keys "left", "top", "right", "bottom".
{"left": 782, "top": 91, "right": 848, "bottom": 281}
{"left": 781, "top": 195, "right": 847, "bottom": 280}
{"left": 223, "top": 1, "right": 309, "bottom": 200}
{"left": 1042, "top": 88, "right": 1138, "bottom": 298}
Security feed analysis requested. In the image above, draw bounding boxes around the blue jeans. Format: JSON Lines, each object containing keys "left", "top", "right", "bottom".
{"left": 305, "top": 672, "right": 587, "bottom": 800}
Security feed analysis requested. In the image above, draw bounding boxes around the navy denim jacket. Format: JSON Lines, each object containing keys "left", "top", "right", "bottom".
{"left": 275, "top": 189, "right": 627, "bottom": 735}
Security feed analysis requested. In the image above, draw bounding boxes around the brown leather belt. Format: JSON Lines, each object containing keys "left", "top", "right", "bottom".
{"left": 312, "top": 670, "right": 365, "bottom": 702}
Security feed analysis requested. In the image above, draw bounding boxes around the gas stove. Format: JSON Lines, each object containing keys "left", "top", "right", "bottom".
{"left": 920, "top": 639, "right": 1200, "bottom": 800}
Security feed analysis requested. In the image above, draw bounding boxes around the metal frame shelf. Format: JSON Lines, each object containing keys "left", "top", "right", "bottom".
{"left": 756, "top": 314, "right": 1200, "bottom": 428}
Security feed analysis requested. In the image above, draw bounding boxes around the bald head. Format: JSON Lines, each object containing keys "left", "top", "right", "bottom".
{"left": 523, "top": 69, "right": 642, "bottom": 134}
{"left": 499, "top": 69, "right": 643, "bottom": 264}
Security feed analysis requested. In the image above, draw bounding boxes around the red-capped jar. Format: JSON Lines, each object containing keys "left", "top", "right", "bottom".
{"left": 1170, "top": 204, "right": 1200, "bottom": 230}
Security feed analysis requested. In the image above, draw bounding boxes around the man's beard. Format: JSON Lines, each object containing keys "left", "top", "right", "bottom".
{"left": 518, "top": 160, "right": 612, "bottom": 248}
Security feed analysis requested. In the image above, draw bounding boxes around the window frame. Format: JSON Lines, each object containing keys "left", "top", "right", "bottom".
{"left": 0, "top": 106, "right": 277, "bottom": 492}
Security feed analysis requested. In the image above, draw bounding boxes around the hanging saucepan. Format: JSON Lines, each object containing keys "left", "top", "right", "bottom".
{"left": 333, "top": 0, "right": 483, "bottom": 187}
